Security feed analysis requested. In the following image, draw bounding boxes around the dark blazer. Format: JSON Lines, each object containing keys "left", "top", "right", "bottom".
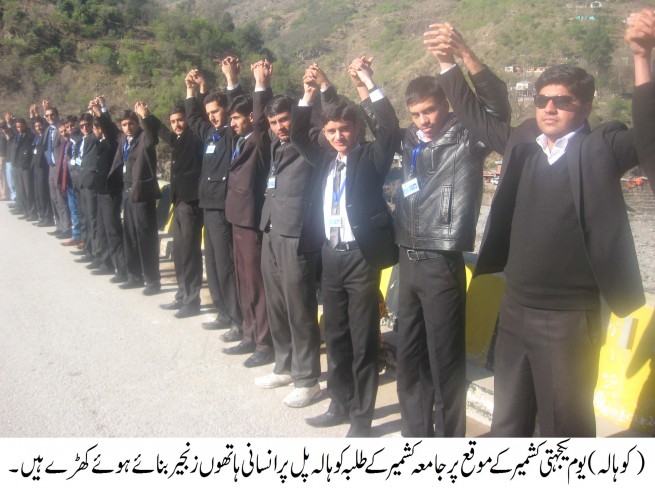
{"left": 11, "top": 130, "right": 35, "bottom": 170}
{"left": 258, "top": 87, "right": 338, "bottom": 247}
{"left": 185, "top": 95, "right": 236, "bottom": 210}
{"left": 30, "top": 131, "right": 48, "bottom": 170}
{"left": 108, "top": 124, "right": 159, "bottom": 202}
{"left": 141, "top": 114, "right": 203, "bottom": 203}
{"left": 79, "top": 112, "right": 119, "bottom": 192}
{"left": 439, "top": 65, "right": 654, "bottom": 317}
{"left": 225, "top": 88, "right": 271, "bottom": 228}
{"left": 291, "top": 94, "right": 401, "bottom": 270}
{"left": 633, "top": 81, "right": 655, "bottom": 193}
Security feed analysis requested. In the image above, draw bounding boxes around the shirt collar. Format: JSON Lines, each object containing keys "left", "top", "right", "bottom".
{"left": 535, "top": 124, "right": 585, "bottom": 165}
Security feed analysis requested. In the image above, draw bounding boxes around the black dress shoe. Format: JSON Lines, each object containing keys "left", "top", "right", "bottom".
{"left": 201, "top": 315, "right": 233, "bottom": 330}
{"left": 35, "top": 220, "right": 55, "bottom": 227}
{"left": 56, "top": 230, "right": 72, "bottom": 239}
{"left": 220, "top": 325, "right": 243, "bottom": 343}
{"left": 75, "top": 256, "right": 94, "bottom": 264}
{"left": 142, "top": 282, "right": 161, "bottom": 296}
{"left": 305, "top": 410, "right": 348, "bottom": 428}
{"left": 48, "top": 229, "right": 62, "bottom": 236}
{"left": 160, "top": 300, "right": 183, "bottom": 311}
{"left": 110, "top": 274, "right": 128, "bottom": 284}
{"left": 175, "top": 305, "right": 201, "bottom": 319}
{"left": 119, "top": 279, "right": 144, "bottom": 289}
{"left": 222, "top": 340, "right": 256, "bottom": 355}
{"left": 26, "top": 214, "right": 39, "bottom": 222}
{"left": 86, "top": 261, "right": 101, "bottom": 270}
{"left": 70, "top": 249, "right": 87, "bottom": 256}
{"left": 17, "top": 214, "right": 28, "bottom": 220}
{"left": 243, "top": 349, "right": 274, "bottom": 368}
{"left": 92, "top": 265, "right": 114, "bottom": 276}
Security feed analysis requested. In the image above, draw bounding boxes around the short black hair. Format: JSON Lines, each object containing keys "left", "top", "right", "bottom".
{"left": 92, "top": 116, "right": 104, "bottom": 130}
{"left": 65, "top": 115, "right": 78, "bottom": 124}
{"left": 32, "top": 116, "right": 47, "bottom": 127}
{"left": 203, "top": 92, "right": 228, "bottom": 109}
{"left": 79, "top": 113, "right": 93, "bottom": 124}
{"left": 320, "top": 101, "right": 359, "bottom": 127}
{"left": 227, "top": 95, "right": 253, "bottom": 117}
{"left": 118, "top": 110, "right": 139, "bottom": 123}
{"left": 45, "top": 106, "right": 59, "bottom": 117}
{"left": 264, "top": 96, "right": 294, "bottom": 118}
{"left": 14, "top": 117, "right": 27, "bottom": 126}
{"left": 405, "top": 76, "right": 446, "bottom": 107}
{"left": 535, "top": 65, "right": 595, "bottom": 104}
{"left": 168, "top": 106, "right": 185, "bottom": 117}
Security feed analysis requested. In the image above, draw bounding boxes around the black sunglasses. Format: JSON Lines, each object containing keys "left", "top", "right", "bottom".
{"left": 533, "top": 94, "right": 578, "bottom": 110}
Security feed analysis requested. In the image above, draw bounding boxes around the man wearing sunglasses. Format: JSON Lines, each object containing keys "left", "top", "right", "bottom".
{"left": 426, "top": 15, "right": 655, "bottom": 437}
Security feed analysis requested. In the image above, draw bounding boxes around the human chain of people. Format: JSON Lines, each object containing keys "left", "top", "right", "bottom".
{"left": 1, "top": 8, "right": 654, "bottom": 440}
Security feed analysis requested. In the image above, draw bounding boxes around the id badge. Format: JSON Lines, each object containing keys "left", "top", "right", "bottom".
{"left": 327, "top": 215, "right": 342, "bottom": 228}
{"left": 123, "top": 164, "right": 127, "bottom": 173}
{"left": 33, "top": 148, "right": 38, "bottom": 155}
{"left": 402, "top": 178, "right": 420, "bottom": 197}
{"left": 205, "top": 143, "right": 216, "bottom": 154}
{"left": 267, "top": 176, "right": 277, "bottom": 189}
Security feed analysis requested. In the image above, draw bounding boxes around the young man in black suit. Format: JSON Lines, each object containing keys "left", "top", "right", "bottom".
{"left": 10, "top": 118, "right": 35, "bottom": 219}
{"left": 291, "top": 58, "right": 400, "bottom": 437}
{"left": 29, "top": 116, "right": 52, "bottom": 224}
{"left": 254, "top": 63, "right": 338, "bottom": 407}
{"left": 220, "top": 59, "right": 274, "bottom": 369}
{"left": 185, "top": 65, "right": 243, "bottom": 339}
{"left": 88, "top": 98, "right": 126, "bottom": 281}
{"left": 108, "top": 109, "right": 161, "bottom": 295}
{"left": 137, "top": 101, "right": 205, "bottom": 318}
{"left": 426, "top": 18, "right": 655, "bottom": 437}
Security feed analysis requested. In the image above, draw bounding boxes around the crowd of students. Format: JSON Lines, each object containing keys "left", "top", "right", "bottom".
{"left": 1, "top": 10, "right": 654, "bottom": 438}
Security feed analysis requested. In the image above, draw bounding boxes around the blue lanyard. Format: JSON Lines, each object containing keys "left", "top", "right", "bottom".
{"left": 123, "top": 141, "right": 131, "bottom": 162}
{"left": 211, "top": 131, "right": 221, "bottom": 143}
{"left": 409, "top": 142, "right": 426, "bottom": 178}
{"left": 332, "top": 169, "right": 347, "bottom": 206}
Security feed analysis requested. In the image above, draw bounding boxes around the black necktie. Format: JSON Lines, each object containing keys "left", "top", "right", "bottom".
{"left": 329, "top": 161, "right": 346, "bottom": 248}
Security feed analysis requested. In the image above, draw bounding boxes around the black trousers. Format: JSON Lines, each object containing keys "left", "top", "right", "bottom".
{"left": 321, "top": 243, "right": 380, "bottom": 430}
{"left": 97, "top": 192, "right": 126, "bottom": 274}
{"left": 81, "top": 188, "right": 101, "bottom": 258}
{"left": 261, "top": 229, "right": 320, "bottom": 387}
{"left": 396, "top": 249, "right": 467, "bottom": 437}
{"left": 490, "top": 293, "right": 601, "bottom": 437}
{"left": 33, "top": 165, "right": 52, "bottom": 221}
{"left": 18, "top": 167, "right": 35, "bottom": 217}
{"left": 13, "top": 164, "right": 25, "bottom": 212}
{"left": 122, "top": 190, "right": 160, "bottom": 285}
{"left": 203, "top": 209, "right": 242, "bottom": 326}
{"left": 172, "top": 201, "right": 204, "bottom": 307}
{"left": 233, "top": 225, "right": 271, "bottom": 351}
{"left": 48, "top": 165, "right": 70, "bottom": 232}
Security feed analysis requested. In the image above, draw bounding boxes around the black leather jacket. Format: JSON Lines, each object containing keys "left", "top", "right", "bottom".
{"left": 381, "top": 67, "right": 510, "bottom": 251}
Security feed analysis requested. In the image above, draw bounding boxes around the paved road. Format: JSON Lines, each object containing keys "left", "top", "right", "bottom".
{"left": 0, "top": 202, "right": 406, "bottom": 438}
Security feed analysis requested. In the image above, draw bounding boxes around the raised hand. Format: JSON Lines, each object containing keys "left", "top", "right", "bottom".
{"left": 252, "top": 59, "right": 273, "bottom": 88}
{"left": 221, "top": 56, "right": 241, "bottom": 86}
{"left": 134, "top": 101, "right": 150, "bottom": 119}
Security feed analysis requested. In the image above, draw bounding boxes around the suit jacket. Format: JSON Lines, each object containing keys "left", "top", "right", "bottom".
{"left": 633, "top": 81, "right": 655, "bottom": 193}
{"left": 291, "top": 94, "right": 401, "bottom": 269}
{"left": 225, "top": 88, "right": 271, "bottom": 228}
{"left": 141, "top": 114, "right": 203, "bottom": 203}
{"left": 108, "top": 124, "right": 159, "bottom": 202}
{"left": 10, "top": 130, "right": 35, "bottom": 170}
{"left": 30, "top": 131, "right": 48, "bottom": 171}
{"left": 79, "top": 112, "right": 119, "bottom": 192}
{"left": 439, "top": 65, "right": 654, "bottom": 317}
{"left": 259, "top": 87, "right": 338, "bottom": 247}
{"left": 185, "top": 95, "right": 236, "bottom": 210}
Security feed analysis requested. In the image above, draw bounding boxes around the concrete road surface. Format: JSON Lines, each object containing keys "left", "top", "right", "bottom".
{"left": 0, "top": 202, "right": 408, "bottom": 438}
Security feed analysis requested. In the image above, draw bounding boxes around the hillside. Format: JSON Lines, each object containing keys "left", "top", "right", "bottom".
{"left": 0, "top": 0, "right": 647, "bottom": 128}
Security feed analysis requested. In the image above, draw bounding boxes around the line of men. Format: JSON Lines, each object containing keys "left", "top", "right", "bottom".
{"left": 2, "top": 8, "right": 655, "bottom": 438}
